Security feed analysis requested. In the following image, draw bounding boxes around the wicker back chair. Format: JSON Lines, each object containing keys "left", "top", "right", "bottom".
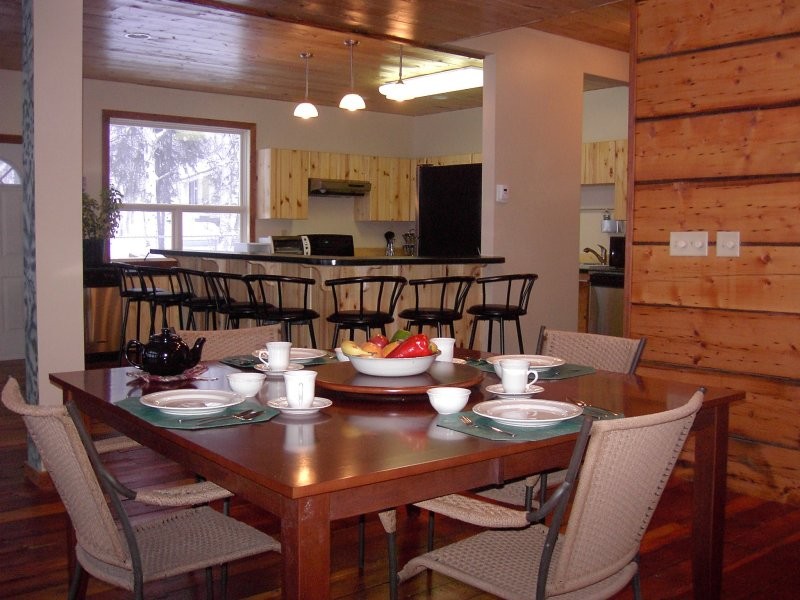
{"left": 536, "top": 326, "right": 646, "bottom": 374}
{"left": 175, "top": 324, "right": 281, "bottom": 361}
{"left": 2, "top": 378, "right": 280, "bottom": 600}
{"left": 397, "top": 389, "right": 704, "bottom": 600}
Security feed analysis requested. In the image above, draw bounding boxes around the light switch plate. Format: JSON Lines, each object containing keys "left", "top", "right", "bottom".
{"left": 717, "top": 231, "right": 740, "bottom": 257}
{"left": 496, "top": 184, "right": 510, "bottom": 202}
{"left": 670, "top": 231, "right": 708, "bottom": 256}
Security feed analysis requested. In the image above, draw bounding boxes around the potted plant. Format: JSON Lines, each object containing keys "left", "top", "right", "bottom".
{"left": 82, "top": 186, "right": 123, "bottom": 267}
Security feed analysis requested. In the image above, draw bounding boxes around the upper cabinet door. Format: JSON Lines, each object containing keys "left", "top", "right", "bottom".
{"left": 257, "top": 149, "right": 309, "bottom": 219}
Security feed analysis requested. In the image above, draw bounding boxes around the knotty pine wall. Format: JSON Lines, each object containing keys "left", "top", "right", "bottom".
{"left": 629, "top": 0, "right": 800, "bottom": 504}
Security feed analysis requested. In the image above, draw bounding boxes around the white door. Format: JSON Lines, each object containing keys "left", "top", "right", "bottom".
{"left": 0, "top": 142, "right": 24, "bottom": 360}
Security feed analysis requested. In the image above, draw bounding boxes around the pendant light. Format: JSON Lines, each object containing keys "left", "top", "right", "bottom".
{"left": 339, "top": 39, "right": 366, "bottom": 111}
{"left": 294, "top": 52, "right": 319, "bottom": 119}
{"left": 379, "top": 45, "right": 416, "bottom": 102}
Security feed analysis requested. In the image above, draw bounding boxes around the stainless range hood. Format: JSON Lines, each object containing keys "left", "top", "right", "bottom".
{"left": 308, "top": 178, "right": 371, "bottom": 196}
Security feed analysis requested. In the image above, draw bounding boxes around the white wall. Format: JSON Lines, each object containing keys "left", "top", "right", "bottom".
{"left": 461, "top": 29, "right": 628, "bottom": 345}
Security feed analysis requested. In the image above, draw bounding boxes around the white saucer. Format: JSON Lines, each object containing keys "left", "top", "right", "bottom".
{"left": 267, "top": 397, "right": 332, "bottom": 416}
{"left": 254, "top": 363, "right": 304, "bottom": 375}
{"left": 485, "top": 383, "right": 545, "bottom": 398}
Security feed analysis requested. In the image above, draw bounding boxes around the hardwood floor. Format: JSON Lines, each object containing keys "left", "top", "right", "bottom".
{"left": 2, "top": 360, "right": 799, "bottom": 599}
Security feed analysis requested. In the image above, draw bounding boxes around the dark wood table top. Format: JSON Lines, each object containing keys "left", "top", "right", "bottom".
{"left": 51, "top": 359, "right": 739, "bottom": 503}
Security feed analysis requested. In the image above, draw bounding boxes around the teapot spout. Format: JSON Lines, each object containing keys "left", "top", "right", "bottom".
{"left": 190, "top": 337, "right": 206, "bottom": 365}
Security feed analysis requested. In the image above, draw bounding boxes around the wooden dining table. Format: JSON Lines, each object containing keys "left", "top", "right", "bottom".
{"left": 50, "top": 353, "right": 743, "bottom": 600}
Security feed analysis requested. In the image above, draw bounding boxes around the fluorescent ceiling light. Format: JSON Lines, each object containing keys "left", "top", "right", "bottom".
{"left": 379, "top": 67, "right": 483, "bottom": 101}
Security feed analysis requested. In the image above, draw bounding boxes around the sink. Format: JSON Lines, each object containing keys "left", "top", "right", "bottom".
{"left": 579, "top": 264, "right": 622, "bottom": 272}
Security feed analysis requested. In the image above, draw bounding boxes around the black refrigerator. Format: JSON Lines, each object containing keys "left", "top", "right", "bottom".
{"left": 416, "top": 163, "right": 482, "bottom": 257}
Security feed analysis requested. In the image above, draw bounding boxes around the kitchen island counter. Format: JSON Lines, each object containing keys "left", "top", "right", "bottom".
{"left": 153, "top": 249, "right": 504, "bottom": 349}
{"left": 152, "top": 249, "right": 504, "bottom": 266}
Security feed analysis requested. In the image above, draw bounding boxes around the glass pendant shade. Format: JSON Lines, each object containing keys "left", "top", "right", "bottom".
{"left": 294, "top": 52, "right": 318, "bottom": 119}
{"left": 340, "top": 40, "right": 365, "bottom": 111}
{"left": 294, "top": 102, "right": 318, "bottom": 119}
{"left": 339, "top": 93, "right": 366, "bottom": 111}
{"left": 379, "top": 46, "right": 415, "bottom": 102}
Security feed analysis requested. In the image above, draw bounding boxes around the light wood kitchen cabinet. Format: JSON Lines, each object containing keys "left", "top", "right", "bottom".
{"left": 308, "top": 151, "right": 347, "bottom": 180}
{"left": 581, "top": 140, "right": 628, "bottom": 219}
{"left": 257, "top": 148, "right": 309, "bottom": 219}
{"left": 356, "top": 156, "right": 413, "bottom": 221}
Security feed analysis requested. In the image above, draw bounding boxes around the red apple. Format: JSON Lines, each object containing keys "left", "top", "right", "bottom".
{"left": 368, "top": 334, "right": 389, "bottom": 349}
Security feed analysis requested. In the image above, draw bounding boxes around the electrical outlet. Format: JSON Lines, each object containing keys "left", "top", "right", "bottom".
{"left": 670, "top": 231, "right": 708, "bottom": 256}
{"left": 716, "top": 231, "right": 740, "bottom": 257}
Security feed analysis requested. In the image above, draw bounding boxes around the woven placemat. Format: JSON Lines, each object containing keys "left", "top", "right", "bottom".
{"left": 219, "top": 354, "right": 337, "bottom": 369}
{"left": 115, "top": 397, "right": 278, "bottom": 430}
{"left": 435, "top": 412, "right": 584, "bottom": 441}
{"left": 464, "top": 359, "right": 595, "bottom": 380}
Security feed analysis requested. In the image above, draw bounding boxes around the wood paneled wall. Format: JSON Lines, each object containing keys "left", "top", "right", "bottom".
{"left": 630, "top": 0, "right": 800, "bottom": 504}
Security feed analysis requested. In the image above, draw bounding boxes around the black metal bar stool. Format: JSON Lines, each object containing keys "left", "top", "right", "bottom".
{"left": 205, "top": 271, "right": 260, "bottom": 329}
{"left": 114, "top": 263, "right": 150, "bottom": 363}
{"left": 324, "top": 276, "right": 407, "bottom": 347}
{"left": 467, "top": 273, "right": 538, "bottom": 353}
{"left": 244, "top": 273, "right": 320, "bottom": 347}
{"left": 173, "top": 267, "right": 217, "bottom": 330}
{"left": 136, "top": 265, "right": 189, "bottom": 334}
{"left": 397, "top": 276, "right": 475, "bottom": 337}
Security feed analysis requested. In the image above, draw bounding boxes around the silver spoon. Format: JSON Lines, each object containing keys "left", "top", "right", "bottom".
{"left": 179, "top": 409, "right": 262, "bottom": 425}
{"left": 460, "top": 415, "right": 516, "bottom": 437}
{"left": 567, "top": 398, "right": 621, "bottom": 417}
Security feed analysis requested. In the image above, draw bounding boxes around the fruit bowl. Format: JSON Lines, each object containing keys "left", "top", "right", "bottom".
{"left": 347, "top": 352, "right": 438, "bottom": 377}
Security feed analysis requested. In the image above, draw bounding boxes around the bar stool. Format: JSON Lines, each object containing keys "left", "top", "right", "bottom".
{"left": 467, "top": 273, "right": 538, "bottom": 353}
{"left": 205, "top": 271, "right": 260, "bottom": 329}
{"left": 136, "top": 264, "right": 189, "bottom": 334}
{"left": 397, "top": 276, "right": 474, "bottom": 337}
{"left": 115, "top": 263, "right": 150, "bottom": 362}
{"left": 244, "top": 273, "right": 320, "bottom": 347}
{"left": 174, "top": 267, "right": 217, "bottom": 330}
{"left": 324, "top": 276, "right": 406, "bottom": 346}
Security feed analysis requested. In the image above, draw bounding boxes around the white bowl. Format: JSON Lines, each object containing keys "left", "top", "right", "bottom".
{"left": 226, "top": 372, "right": 266, "bottom": 396}
{"left": 427, "top": 387, "right": 470, "bottom": 414}
{"left": 334, "top": 347, "right": 350, "bottom": 362}
{"left": 347, "top": 352, "right": 438, "bottom": 377}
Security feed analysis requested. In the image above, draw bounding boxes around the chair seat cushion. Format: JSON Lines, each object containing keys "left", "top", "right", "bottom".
{"left": 327, "top": 311, "right": 394, "bottom": 327}
{"left": 468, "top": 304, "right": 526, "bottom": 319}
{"left": 398, "top": 308, "right": 462, "bottom": 323}
{"left": 261, "top": 308, "right": 319, "bottom": 322}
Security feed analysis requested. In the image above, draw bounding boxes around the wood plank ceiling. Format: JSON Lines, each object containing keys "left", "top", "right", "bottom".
{"left": 0, "top": 0, "right": 630, "bottom": 116}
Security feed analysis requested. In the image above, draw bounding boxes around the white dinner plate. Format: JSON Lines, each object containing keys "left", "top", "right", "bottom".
{"left": 140, "top": 390, "right": 245, "bottom": 416}
{"left": 254, "top": 362, "right": 304, "bottom": 375}
{"left": 485, "top": 383, "right": 545, "bottom": 398}
{"left": 472, "top": 399, "right": 582, "bottom": 428}
{"left": 252, "top": 348, "right": 328, "bottom": 363}
{"left": 486, "top": 354, "right": 566, "bottom": 371}
{"left": 267, "top": 397, "right": 332, "bottom": 416}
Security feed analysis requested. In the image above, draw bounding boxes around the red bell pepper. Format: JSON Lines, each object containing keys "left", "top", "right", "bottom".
{"left": 386, "top": 334, "right": 434, "bottom": 358}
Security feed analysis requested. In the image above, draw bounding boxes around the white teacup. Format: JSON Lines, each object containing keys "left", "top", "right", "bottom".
{"left": 257, "top": 341, "right": 292, "bottom": 371}
{"left": 431, "top": 337, "right": 456, "bottom": 362}
{"left": 283, "top": 369, "right": 317, "bottom": 409}
{"left": 499, "top": 358, "right": 540, "bottom": 394}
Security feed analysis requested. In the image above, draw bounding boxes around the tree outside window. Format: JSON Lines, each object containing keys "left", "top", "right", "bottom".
{"left": 105, "top": 113, "right": 253, "bottom": 259}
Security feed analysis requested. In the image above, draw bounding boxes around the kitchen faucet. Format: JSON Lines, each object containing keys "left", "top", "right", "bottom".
{"left": 583, "top": 244, "right": 608, "bottom": 265}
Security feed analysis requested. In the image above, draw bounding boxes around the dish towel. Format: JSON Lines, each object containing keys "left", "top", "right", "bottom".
{"left": 115, "top": 397, "right": 278, "bottom": 429}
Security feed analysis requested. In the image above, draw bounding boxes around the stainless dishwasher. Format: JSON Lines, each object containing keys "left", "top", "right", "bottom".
{"left": 587, "top": 271, "right": 624, "bottom": 336}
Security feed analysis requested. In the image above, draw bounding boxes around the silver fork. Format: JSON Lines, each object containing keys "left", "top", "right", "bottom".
{"left": 179, "top": 409, "right": 263, "bottom": 425}
{"left": 460, "top": 415, "right": 516, "bottom": 437}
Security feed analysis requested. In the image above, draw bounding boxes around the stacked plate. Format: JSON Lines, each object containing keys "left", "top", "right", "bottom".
{"left": 140, "top": 390, "right": 244, "bottom": 416}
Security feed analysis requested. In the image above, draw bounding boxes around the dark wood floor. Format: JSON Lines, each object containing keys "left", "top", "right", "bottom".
{"left": 2, "top": 361, "right": 799, "bottom": 599}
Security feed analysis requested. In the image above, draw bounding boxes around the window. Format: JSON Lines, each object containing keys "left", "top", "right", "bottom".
{"left": 0, "top": 159, "right": 21, "bottom": 185}
{"left": 104, "top": 112, "right": 255, "bottom": 259}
